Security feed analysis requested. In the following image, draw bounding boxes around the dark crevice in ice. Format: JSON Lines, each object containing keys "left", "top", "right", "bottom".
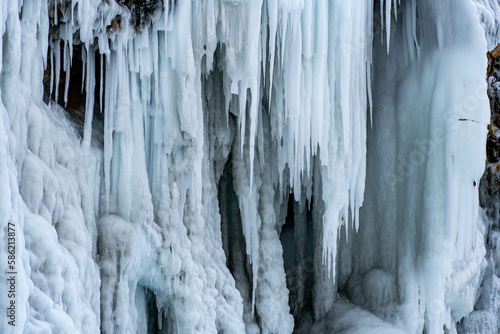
{"left": 143, "top": 288, "right": 172, "bottom": 334}
{"left": 280, "top": 193, "right": 314, "bottom": 321}
{"left": 218, "top": 155, "right": 254, "bottom": 316}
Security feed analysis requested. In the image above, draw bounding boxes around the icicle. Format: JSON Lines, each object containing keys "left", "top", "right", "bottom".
{"left": 63, "top": 40, "right": 70, "bottom": 106}
{"left": 49, "top": 46, "right": 54, "bottom": 102}
{"left": 380, "top": 0, "right": 385, "bottom": 43}
{"left": 367, "top": 65, "right": 373, "bottom": 127}
{"left": 386, "top": 0, "right": 392, "bottom": 53}
{"left": 248, "top": 69, "right": 261, "bottom": 192}
{"left": 81, "top": 46, "right": 86, "bottom": 94}
{"left": 100, "top": 53, "right": 103, "bottom": 113}
{"left": 239, "top": 83, "right": 246, "bottom": 157}
{"left": 71, "top": 0, "right": 74, "bottom": 26}
{"left": 83, "top": 46, "right": 95, "bottom": 148}
{"left": 54, "top": 40, "right": 61, "bottom": 105}
{"left": 393, "top": 0, "right": 398, "bottom": 22}
{"left": 54, "top": 0, "right": 58, "bottom": 25}
{"left": 152, "top": 30, "right": 159, "bottom": 106}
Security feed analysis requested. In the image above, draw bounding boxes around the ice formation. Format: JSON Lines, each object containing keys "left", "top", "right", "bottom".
{"left": 0, "top": 0, "right": 499, "bottom": 333}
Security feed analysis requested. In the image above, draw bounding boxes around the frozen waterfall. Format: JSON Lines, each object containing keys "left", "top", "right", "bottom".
{"left": 0, "top": 0, "right": 499, "bottom": 333}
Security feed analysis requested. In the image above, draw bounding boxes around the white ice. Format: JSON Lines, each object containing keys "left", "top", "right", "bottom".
{"left": 0, "top": 0, "right": 499, "bottom": 333}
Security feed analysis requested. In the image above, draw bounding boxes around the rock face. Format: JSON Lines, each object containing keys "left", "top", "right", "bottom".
{"left": 118, "top": 0, "right": 161, "bottom": 27}
{"left": 481, "top": 46, "right": 500, "bottom": 226}
{"left": 473, "top": 46, "right": 500, "bottom": 333}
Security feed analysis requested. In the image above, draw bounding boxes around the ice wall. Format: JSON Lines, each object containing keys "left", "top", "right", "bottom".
{"left": 0, "top": 0, "right": 497, "bottom": 333}
{"left": 0, "top": 0, "right": 102, "bottom": 333}
{"left": 339, "top": 0, "right": 491, "bottom": 333}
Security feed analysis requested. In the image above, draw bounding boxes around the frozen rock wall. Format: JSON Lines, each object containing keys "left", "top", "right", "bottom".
{"left": 0, "top": 0, "right": 498, "bottom": 333}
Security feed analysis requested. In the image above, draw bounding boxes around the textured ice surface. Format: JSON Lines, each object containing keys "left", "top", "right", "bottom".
{"left": 294, "top": 298, "right": 406, "bottom": 334}
{"left": 0, "top": 0, "right": 499, "bottom": 333}
{"left": 342, "top": 0, "right": 491, "bottom": 331}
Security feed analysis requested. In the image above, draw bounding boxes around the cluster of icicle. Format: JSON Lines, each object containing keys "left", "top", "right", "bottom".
{"left": 0, "top": 0, "right": 375, "bottom": 333}
{"left": 50, "top": 0, "right": 374, "bottom": 282}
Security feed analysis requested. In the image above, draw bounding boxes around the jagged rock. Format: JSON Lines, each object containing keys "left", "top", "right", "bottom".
{"left": 475, "top": 42, "right": 500, "bottom": 334}
{"left": 117, "top": 0, "right": 164, "bottom": 28}
{"left": 480, "top": 48, "right": 500, "bottom": 219}
{"left": 487, "top": 44, "right": 500, "bottom": 78}
{"left": 486, "top": 124, "right": 500, "bottom": 162}
{"left": 481, "top": 45, "right": 500, "bottom": 210}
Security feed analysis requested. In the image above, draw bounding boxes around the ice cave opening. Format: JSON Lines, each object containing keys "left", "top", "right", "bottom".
{"left": 218, "top": 155, "right": 254, "bottom": 324}
{"left": 139, "top": 287, "right": 172, "bottom": 334}
{"left": 279, "top": 193, "right": 315, "bottom": 321}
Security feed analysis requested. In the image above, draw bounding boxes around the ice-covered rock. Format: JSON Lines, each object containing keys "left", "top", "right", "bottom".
{"left": 1, "top": 0, "right": 499, "bottom": 333}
